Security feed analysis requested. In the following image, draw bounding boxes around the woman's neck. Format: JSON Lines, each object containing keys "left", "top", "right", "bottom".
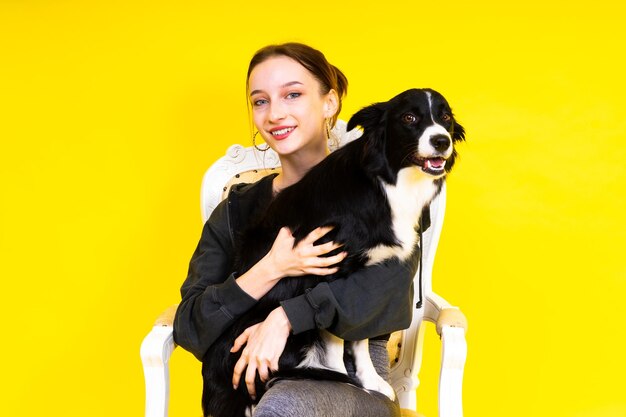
{"left": 274, "top": 147, "right": 329, "bottom": 192}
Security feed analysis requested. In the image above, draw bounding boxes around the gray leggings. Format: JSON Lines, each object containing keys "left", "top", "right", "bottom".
{"left": 253, "top": 340, "right": 400, "bottom": 417}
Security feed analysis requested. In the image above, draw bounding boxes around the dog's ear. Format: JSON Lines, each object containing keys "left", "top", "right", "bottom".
{"left": 451, "top": 119, "right": 466, "bottom": 142}
{"left": 445, "top": 118, "right": 466, "bottom": 172}
{"left": 348, "top": 102, "right": 396, "bottom": 183}
{"left": 347, "top": 102, "right": 387, "bottom": 132}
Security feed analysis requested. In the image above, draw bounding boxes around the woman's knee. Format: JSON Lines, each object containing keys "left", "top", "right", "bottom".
{"left": 253, "top": 381, "right": 313, "bottom": 417}
{"left": 252, "top": 379, "right": 399, "bottom": 417}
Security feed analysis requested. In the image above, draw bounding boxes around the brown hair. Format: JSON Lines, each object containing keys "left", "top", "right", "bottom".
{"left": 247, "top": 42, "right": 348, "bottom": 127}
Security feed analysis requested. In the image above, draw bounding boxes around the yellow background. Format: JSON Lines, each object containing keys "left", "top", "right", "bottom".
{"left": 1, "top": 1, "right": 625, "bottom": 416}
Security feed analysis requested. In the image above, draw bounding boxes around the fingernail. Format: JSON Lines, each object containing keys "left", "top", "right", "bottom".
{"left": 233, "top": 385, "right": 238, "bottom": 390}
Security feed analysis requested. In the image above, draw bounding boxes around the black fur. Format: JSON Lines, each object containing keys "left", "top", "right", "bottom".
{"left": 201, "top": 88, "right": 465, "bottom": 417}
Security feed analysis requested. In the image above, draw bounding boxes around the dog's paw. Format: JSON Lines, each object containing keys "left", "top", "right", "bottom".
{"left": 357, "top": 370, "right": 396, "bottom": 401}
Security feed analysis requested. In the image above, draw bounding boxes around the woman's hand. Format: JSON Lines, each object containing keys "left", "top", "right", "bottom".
{"left": 265, "top": 226, "right": 347, "bottom": 278}
{"left": 231, "top": 307, "right": 292, "bottom": 399}
{"left": 235, "top": 226, "right": 346, "bottom": 300}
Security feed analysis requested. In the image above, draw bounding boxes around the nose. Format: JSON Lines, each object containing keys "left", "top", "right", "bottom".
{"left": 430, "top": 134, "right": 451, "bottom": 153}
{"left": 269, "top": 101, "right": 286, "bottom": 122}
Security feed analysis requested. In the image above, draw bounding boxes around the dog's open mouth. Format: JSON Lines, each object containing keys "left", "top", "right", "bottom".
{"left": 412, "top": 156, "right": 447, "bottom": 175}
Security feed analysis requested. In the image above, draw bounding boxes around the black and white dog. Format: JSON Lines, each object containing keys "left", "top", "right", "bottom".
{"left": 202, "top": 88, "right": 465, "bottom": 417}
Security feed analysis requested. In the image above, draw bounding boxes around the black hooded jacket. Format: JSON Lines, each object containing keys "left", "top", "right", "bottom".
{"left": 173, "top": 174, "right": 421, "bottom": 361}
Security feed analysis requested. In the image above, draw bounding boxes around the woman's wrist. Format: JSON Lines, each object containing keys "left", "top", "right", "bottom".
{"left": 258, "top": 252, "right": 285, "bottom": 283}
{"left": 235, "top": 255, "right": 283, "bottom": 300}
{"left": 269, "top": 306, "right": 292, "bottom": 333}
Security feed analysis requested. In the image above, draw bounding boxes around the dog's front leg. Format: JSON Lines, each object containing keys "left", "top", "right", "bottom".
{"left": 320, "top": 329, "right": 348, "bottom": 374}
{"left": 351, "top": 339, "right": 396, "bottom": 401}
{"left": 298, "top": 329, "right": 348, "bottom": 374}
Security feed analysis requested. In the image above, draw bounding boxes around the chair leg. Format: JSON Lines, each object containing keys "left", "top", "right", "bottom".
{"left": 140, "top": 326, "right": 176, "bottom": 417}
{"left": 143, "top": 363, "right": 170, "bottom": 417}
{"left": 438, "top": 326, "right": 467, "bottom": 417}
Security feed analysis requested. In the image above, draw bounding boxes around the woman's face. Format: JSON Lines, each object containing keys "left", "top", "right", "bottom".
{"left": 248, "top": 56, "right": 337, "bottom": 158}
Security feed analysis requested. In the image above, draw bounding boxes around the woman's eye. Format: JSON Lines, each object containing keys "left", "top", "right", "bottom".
{"left": 253, "top": 98, "right": 268, "bottom": 107}
{"left": 286, "top": 92, "right": 301, "bottom": 99}
{"left": 402, "top": 113, "right": 417, "bottom": 124}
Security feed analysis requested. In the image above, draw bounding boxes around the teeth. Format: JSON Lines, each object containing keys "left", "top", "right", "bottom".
{"left": 271, "top": 127, "right": 294, "bottom": 136}
{"left": 426, "top": 159, "right": 445, "bottom": 170}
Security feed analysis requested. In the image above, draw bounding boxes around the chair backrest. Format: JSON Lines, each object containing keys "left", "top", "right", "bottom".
{"left": 199, "top": 120, "right": 446, "bottom": 409}
{"left": 200, "top": 120, "right": 362, "bottom": 222}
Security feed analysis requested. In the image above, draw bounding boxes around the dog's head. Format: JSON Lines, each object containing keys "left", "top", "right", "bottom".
{"left": 347, "top": 88, "right": 465, "bottom": 184}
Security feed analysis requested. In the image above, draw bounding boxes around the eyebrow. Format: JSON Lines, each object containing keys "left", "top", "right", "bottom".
{"left": 249, "top": 81, "right": 303, "bottom": 97}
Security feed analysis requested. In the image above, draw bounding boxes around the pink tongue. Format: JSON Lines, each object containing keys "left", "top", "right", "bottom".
{"left": 429, "top": 158, "right": 444, "bottom": 168}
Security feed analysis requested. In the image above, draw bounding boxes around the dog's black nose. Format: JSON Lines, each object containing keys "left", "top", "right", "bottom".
{"left": 430, "top": 135, "right": 451, "bottom": 152}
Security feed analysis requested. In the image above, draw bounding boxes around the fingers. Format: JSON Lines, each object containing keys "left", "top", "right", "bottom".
{"left": 303, "top": 251, "right": 348, "bottom": 270}
{"left": 232, "top": 348, "right": 248, "bottom": 389}
{"left": 246, "top": 360, "right": 271, "bottom": 400}
{"left": 270, "top": 355, "right": 280, "bottom": 372}
{"left": 277, "top": 226, "right": 293, "bottom": 239}
{"left": 311, "top": 240, "right": 345, "bottom": 257}
{"left": 303, "top": 266, "right": 340, "bottom": 276}
{"left": 257, "top": 361, "right": 270, "bottom": 383}
{"left": 318, "top": 251, "right": 348, "bottom": 266}
{"left": 245, "top": 360, "right": 258, "bottom": 399}
{"left": 300, "top": 227, "right": 345, "bottom": 257}
{"left": 232, "top": 350, "right": 269, "bottom": 400}
{"left": 271, "top": 226, "right": 348, "bottom": 278}
{"left": 303, "top": 226, "right": 335, "bottom": 245}
{"left": 233, "top": 351, "right": 260, "bottom": 399}
{"left": 230, "top": 329, "right": 250, "bottom": 353}
{"left": 230, "top": 317, "right": 288, "bottom": 400}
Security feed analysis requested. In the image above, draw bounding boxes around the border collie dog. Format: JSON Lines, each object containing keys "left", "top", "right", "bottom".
{"left": 202, "top": 88, "right": 465, "bottom": 417}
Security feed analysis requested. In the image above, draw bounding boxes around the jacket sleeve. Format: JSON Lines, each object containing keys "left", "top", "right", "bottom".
{"left": 173, "top": 200, "right": 258, "bottom": 360}
{"left": 280, "top": 251, "right": 420, "bottom": 341}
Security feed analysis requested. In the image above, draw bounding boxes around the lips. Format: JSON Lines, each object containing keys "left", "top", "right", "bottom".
{"left": 411, "top": 155, "right": 447, "bottom": 176}
{"left": 269, "top": 126, "right": 296, "bottom": 140}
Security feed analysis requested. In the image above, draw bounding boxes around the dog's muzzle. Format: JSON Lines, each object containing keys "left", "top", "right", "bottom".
{"left": 410, "top": 155, "right": 447, "bottom": 176}
{"left": 430, "top": 134, "right": 451, "bottom": 153}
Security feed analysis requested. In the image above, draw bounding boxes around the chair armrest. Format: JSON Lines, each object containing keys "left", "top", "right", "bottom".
{"left": 423, "top": 293, "right": 467, "bottom": 417}
{"left": 436, "top": 308, "right": 468, "bottom": 337}
{"left": 424, "top": 292, "right": 468, "bottom": 336}
{"left": 140, "top": 305, "right": 178, "bottom": 417}
{"left": 153, "top": 304, "right": 178, "bottom": 327}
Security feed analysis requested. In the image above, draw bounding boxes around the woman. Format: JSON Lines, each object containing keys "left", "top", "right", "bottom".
{"left": 174, "top": 42, "right": 418, "bottom": 417}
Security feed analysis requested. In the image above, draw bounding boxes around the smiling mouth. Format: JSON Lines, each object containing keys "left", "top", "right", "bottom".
{"left": 270, "top": 127, "right": 295, "bottom": 138}
{"left": 411, "top": 156, "right": 447, "bottom": 175}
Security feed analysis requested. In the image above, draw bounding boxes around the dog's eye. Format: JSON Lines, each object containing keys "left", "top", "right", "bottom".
{"left": 442, "top": 113, "right": 451, "bottom": 122}
{"left": 402, "top": 113, "right": 417, "bottom": 124}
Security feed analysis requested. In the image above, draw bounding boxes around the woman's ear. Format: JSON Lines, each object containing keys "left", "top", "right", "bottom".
{"left": 324, "top": 89, "right": 339, "bottom": 119}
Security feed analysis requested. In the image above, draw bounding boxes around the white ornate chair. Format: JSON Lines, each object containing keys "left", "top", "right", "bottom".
{"left": 140, "top": 120, "right": 468, "bottom": 417}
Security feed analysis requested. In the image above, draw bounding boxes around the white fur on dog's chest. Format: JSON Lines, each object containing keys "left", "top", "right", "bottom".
{"left": 365, "top": 167, "right": 438, "bottom": 266}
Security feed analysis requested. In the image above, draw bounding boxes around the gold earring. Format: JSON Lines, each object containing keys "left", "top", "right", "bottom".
{"left": 325, "top": 118, "right": 332, "bottom": 140}
{"left": 253, "top": 131, "right": 269, "bottom": 152}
